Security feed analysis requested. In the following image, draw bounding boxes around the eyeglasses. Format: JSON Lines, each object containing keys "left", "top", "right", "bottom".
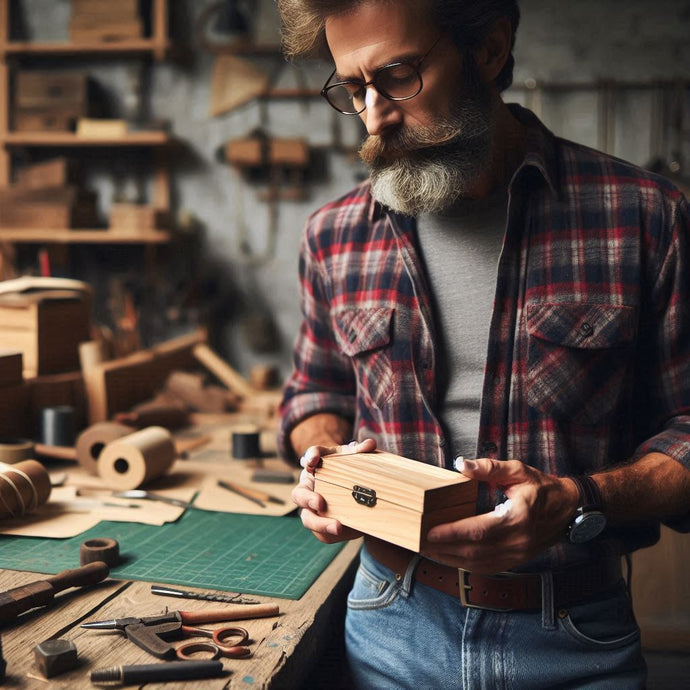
{"left": 320, "top": 36, "right": 442, "bottom": 115}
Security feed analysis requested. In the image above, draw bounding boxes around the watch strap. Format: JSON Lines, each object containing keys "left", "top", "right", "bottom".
{"left": 570, "top": 474, "right": 603, "bottom": 511}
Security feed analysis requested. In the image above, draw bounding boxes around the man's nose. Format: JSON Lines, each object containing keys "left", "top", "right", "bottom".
{"left": 362, "top": 87, "right": 402, "bottom": 136}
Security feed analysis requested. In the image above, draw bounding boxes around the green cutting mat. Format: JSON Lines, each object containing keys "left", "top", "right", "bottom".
{"left": 0, "top": 511, "right": 345, "bottom": 600}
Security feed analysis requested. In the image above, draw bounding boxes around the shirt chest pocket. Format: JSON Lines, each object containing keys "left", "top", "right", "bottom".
{"left": 333, "top": 306, "right": 395, "bottom": 409}
{"left": 526, "top": 303, "right": 637, "bottom": 424}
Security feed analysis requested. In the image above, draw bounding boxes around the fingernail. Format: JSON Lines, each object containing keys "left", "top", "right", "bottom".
{"left": 453, "top": 456, "right": 464, "bottom": 471}
{"left": 308, "top": 498, "right": 319, "bottom": 511}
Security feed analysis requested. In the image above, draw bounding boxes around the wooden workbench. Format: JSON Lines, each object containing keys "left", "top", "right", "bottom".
{"left": 0, "top": 539, "right": 360, "bottom": 688}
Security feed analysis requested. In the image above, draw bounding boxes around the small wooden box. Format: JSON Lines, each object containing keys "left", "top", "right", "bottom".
{"left": 314, "top": 450, "right": 477, "bottom": 552}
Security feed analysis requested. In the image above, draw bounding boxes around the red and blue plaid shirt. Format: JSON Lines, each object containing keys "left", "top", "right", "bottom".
{"left": 279, "top": 106, "right": 690, "bottom": 566}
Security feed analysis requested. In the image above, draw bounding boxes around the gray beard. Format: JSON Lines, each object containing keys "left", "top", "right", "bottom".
{"left": 364, "top": 93, "right": 494, "bottom": 215}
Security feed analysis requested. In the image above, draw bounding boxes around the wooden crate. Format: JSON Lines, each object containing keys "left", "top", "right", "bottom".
{"left": 13, "top": 107, "right": 81, "bottom": 132}
{"left": 0, "top": 291, "right": 92, "bottom": 378}
{"left": 314, "top": 450, "right": 477, "bottom": 552}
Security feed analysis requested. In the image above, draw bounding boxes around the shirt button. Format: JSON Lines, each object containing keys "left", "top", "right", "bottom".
{"left": 579, "top": 321, "right": 594, "bottom": 337}
{"left": 482, "top": 441, "right": 498, "bottom": 453}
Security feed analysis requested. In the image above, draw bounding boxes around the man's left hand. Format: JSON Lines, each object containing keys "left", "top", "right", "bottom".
{"left": 423, "top": 458, "right": 580, "bottom": 574}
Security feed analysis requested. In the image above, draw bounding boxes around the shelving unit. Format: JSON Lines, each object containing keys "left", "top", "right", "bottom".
{"left": 0, "top": 0, "right": 173, "bottom": 248}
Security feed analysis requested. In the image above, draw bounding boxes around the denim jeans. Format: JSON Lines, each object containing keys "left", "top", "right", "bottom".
{"left": 345, "top": 544, "right": 645, "bottom": 689}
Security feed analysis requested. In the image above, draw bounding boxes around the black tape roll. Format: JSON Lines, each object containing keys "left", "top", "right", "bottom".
{"left": 231, "top": 426, "right": 261, "bottom": 459}
{"left": 40, "top": 405, "right": 76, "bottom": 447}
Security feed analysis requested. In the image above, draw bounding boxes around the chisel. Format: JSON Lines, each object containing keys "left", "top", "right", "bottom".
{"left": 0, "top": 561, "right": 109, "bottom": 623}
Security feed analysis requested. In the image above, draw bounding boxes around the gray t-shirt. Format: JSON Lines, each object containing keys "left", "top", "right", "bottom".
{"left": 416, "top": 189, "right": 508, "bottom": 458}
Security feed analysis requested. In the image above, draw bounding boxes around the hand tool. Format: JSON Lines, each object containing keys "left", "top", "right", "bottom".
{"left": 81, "top": 604, "right": 279, "bottom": 659}
{"left": 0, "top": 561, "right": 109, "bottom": 624}
{"left": 150, "top": 584, "right": 260, "bottom": 605}
{"left": 90, "top": 660, "right": 224, "bottom": 685}
{"left": 218, "top": 479, "right": 286, "bottom": 506}
{"left": 111, "top": 489, "right": 195, "bottom": 509}
{"left": 173, "top": 624, "right": 252, "bottom": 660}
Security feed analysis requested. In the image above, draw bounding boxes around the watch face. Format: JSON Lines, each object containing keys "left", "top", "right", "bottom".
{"left": 569, "top": 511, "right": 607, "bottom": 543}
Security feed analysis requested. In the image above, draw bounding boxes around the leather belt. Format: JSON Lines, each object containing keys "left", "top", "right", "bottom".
{"left": 365, "top": 537, "right": 623, "bottom": 611}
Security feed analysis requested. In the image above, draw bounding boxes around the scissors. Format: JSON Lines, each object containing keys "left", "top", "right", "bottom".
{"left": 175, "top": 624, "right": 252, "bottom": 660}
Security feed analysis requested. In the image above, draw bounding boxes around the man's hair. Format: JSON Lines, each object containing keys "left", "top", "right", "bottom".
{"left": 277, "top": 0, "right": 520, "bottom": 92}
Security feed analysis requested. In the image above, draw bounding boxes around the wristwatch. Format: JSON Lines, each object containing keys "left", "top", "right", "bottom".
{"left": 567, "top": 475, "right": 607, "bottom": 544}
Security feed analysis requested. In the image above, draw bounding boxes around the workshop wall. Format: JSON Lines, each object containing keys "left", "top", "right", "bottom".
{"left": 16, "top": 0, "right": 690, "bottom": 381}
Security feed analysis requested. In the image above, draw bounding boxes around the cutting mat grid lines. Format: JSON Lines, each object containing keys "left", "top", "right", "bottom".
{"left": 0, "top": 511, "right": 345, "bottom": 599}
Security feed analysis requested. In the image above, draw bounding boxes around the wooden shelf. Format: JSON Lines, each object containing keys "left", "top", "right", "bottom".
{"left": 2, "top": 131, "right": 172, "bottom": 147}
{"left": 0, "top": 228, "right": 171, "bottom": 244}
{"left": 0, "top": 38, "right": 171, "bottom": 58}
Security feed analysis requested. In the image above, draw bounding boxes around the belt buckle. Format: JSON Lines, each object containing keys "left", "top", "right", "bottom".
{"left": 457, "top": 568, "right": 521, "bottom": 612}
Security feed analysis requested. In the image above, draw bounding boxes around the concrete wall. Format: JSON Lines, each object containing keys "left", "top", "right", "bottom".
{"left": 16, "top": 0, "right": 690, "bottom": 379}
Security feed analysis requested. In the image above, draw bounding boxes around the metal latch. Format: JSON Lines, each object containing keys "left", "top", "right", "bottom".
{"left": 352, "top": 485, "right": 377, "bottom": 507}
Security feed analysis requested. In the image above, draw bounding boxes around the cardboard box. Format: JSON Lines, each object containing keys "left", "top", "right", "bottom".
{"left": 0, "top": 291, "right": 92, "bottom": 377}
{"left": 314, "top": 450, "right": 478, "bottom": 552}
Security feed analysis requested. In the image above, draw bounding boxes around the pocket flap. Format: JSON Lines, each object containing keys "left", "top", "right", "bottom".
{"left": 333, "top": 306, "right": 394, "bottom": 356}
{"left": 526, "top": 303, "right": 636, "bottom": 349}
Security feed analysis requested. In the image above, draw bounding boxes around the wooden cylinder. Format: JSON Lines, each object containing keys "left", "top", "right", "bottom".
{"left": 0, "top": 459, "right": 51, "bottom": 520}
{"left": 75, "top": 421, "right": 134, "bottom": 475}
{"left": 97, "top": 426, "right": 176, "bottom": 490}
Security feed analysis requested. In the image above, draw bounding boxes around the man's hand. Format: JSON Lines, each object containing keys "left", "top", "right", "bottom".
{"left": 423, "top": 458, "right": 580, "bottom": 573}
{"left": 292, "top": 438, "right": 377, "bottom": 544}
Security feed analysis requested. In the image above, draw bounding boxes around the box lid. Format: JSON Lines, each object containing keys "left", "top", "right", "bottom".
{"left": 316, "top": 450, "right": 477, "bottom": 513}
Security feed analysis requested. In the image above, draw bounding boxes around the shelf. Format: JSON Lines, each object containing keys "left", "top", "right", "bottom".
{"left": 2, "top": 131, "right": 172, "bottom": 147}
{"left": 0, "top": 38, "right": 171, "bottom": 58}
{"left": 0, "top": 229, "right": 171, "bottom": 244}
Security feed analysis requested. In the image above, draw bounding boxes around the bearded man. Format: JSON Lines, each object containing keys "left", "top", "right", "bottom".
{"left": 276, "top": 1, "right": 690, "bottom": 688}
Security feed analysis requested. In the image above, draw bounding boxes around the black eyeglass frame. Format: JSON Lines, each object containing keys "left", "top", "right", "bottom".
{"left": 320, "top": 35, "right": 442, "bottom": 115}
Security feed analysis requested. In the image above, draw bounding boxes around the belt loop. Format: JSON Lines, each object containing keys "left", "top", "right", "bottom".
{"left": 540, "top": 571, "right": 556, "bottom": 629}
{"left": 401, "top": 554, "right": 422, "bottom": 597}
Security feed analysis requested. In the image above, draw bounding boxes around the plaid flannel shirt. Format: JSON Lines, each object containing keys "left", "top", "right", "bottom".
{"left": 279, "top": 105, "right": 690, "bottom": 567}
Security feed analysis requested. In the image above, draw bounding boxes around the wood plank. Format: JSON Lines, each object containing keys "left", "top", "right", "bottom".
{"left": 0, "top": 229, "right": 170, "bottom": 243}
{"left": 1, "top": 39, "right": 170, "bottom": 57}
{"left": 2, "top": 131, "right": 170, "bottom": 146}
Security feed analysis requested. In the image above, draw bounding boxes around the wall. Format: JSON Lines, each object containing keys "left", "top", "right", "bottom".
{"left": 16, "top": 0, "right": 690, "bottom": 379}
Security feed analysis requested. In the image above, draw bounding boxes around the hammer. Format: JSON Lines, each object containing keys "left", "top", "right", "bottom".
{"left": 0, "top": 561, "right": 109, "bottom": 624}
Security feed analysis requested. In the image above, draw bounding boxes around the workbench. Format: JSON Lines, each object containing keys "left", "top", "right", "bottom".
{"left": 0, "top": 539, "right": 360, "bottom": 688}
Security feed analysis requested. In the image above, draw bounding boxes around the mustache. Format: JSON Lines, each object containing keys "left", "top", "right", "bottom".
{"left": 359, "top": 121, "right": 464, "bottom": 165}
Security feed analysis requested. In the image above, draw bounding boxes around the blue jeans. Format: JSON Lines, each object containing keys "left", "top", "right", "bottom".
{"left": 345, "top": 545, "right": 645, "bottom": 689}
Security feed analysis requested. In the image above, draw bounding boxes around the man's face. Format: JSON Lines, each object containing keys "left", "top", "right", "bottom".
{"left": 325, "top": 2, "right": 496, "bottom": 214}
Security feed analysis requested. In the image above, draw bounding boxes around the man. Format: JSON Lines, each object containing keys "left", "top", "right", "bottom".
{"left": 277, "top": 1, "right": 690, "bottom": 687}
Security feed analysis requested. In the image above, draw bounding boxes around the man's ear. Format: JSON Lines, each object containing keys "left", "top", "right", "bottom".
{"left": 474, "top": 17, "right": 512, "bottom": 84}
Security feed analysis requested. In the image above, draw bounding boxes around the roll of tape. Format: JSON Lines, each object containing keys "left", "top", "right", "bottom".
{"left": 231, "top": 425, "right": 261, "bottom": 460}
{"left": 75, "top": 422, "right": 134, "bottom": 475}
{"left": 97, "top": 426, "right": 176, "bottom": 491}
{"left": 0, "top": 459, "right": 51, "bottom": 520}
{"left": 0, "top": 439, "right": 34, "bottom": 464}
{"left": 40, "top": 405, "right": 76, "bottom": 447}
{"left": 80, "top": 537, "right": 120, "bottom": 567}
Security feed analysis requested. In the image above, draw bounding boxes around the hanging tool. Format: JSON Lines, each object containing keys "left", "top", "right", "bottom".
{"left": 150, "top": 585, "right": 260, "bottom": 605}
{"left": 81, "top": 604, "right": 279, "bottom": 659}
{"left": 0, "top": 562, "right": 109, "bottom": 624}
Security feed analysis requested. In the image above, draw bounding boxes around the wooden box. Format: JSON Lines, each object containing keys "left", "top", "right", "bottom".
{"left": 109, "top": 202, "right": 169, "bottom": 231}
{"left": 15, "top": 71, "right": 90, "bottom": 110}
{"left": 314, "top": 450, "right": 478, "bottom": 552}
{"left": 0, "top": 291, "right": 92, "bottom": 377}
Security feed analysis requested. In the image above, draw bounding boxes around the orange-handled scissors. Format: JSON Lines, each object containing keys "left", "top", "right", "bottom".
{"left": 175, "top": 624, "right": 252, "bottom": 660}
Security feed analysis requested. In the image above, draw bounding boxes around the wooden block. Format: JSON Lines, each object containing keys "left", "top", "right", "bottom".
{"left": 0, "top": 291, "right": 92, "bottom": 377}
{"left": 314, "top": 450, "right": 478, "bottom": 552}
{"left": 13, "top": 108, "right": 80, "bottom": 132}
{"left": 69, "top": 20, "right": 143, "bottom": 43}
{"left": 76, "top": 118, "right": 128, "bottom": 138}
{"left": 71, "top": 0, "right": 139, "bottom": 19}
{"left": 82, "top": 330, "right": 207, "bottom": 423}
{"left": 109, "top": 203, "right": 169, "bottom": 231}
{"left": 15, "top": 71, "right": 89, "bottom": 109}
{"left": 0, "top": 350, "right": 23, "bottom": 387}
{"left": 0, "top": 383, "right": 31, "bottom": 438}
{"left": 16, "top": 158, "right": 81, "bottom": 190}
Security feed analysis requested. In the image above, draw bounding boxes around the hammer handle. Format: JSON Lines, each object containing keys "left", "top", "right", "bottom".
{"left": 0, "top": 561, "right": 109, "bottom": 623}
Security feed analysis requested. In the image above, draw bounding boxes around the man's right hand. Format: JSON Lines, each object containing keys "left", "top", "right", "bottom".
{"left": 292, "top": 438, "right": 377, "bottom": 544}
